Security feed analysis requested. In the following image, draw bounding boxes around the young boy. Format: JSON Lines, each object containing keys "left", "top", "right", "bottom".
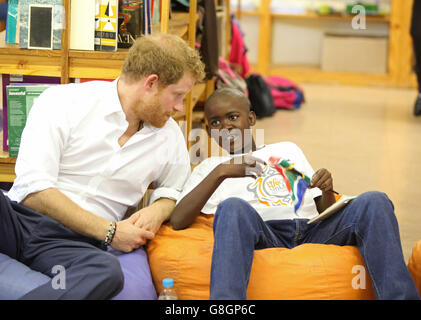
{"left": 170, "top": 88, "right": 420, "bottom": 300}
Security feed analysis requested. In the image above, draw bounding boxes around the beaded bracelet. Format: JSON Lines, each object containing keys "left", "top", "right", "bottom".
{"left": 103, "top": 221, "right": 117, "bottom": 247}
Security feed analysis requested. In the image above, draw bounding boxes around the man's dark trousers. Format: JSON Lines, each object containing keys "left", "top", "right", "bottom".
{"left": 0, "top": 191, "right": 124, "bottom": 299}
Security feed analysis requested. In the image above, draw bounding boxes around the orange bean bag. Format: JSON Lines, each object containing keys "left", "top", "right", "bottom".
{"left": 408, "top": 240, "right": 421, "bottom": 296}
{"left": 147, "top": 214, "right": 375, "bottom": 300}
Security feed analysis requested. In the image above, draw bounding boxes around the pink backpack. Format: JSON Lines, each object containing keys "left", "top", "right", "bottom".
{"left": 264, "top": 76, "right": 305, "bottom": 109}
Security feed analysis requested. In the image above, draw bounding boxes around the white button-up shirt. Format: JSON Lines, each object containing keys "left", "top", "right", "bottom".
{"left": 8, "top": 79, "right": 191, "bottom": 222}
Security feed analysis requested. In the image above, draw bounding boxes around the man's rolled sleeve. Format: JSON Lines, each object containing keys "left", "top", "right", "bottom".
{"left": 148, "top": 127, "right": 191, "bottom": 205}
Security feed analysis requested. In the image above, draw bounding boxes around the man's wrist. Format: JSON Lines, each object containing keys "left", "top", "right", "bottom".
{"left": 102, "top": 221, "right": 117, "bottom": 247}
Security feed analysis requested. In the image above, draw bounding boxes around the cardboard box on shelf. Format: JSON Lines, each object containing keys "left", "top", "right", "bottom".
{"left": 321, "top": 34, "right": 388, "bottom": 74}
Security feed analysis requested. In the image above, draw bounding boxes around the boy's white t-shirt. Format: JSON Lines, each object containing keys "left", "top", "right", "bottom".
{"left": 177, "top": 142, "right": 322, "bottom": 221}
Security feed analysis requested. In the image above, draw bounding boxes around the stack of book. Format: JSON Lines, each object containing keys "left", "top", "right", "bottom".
{"left": 5, "top": 0, "right": 161, "bottom": 52}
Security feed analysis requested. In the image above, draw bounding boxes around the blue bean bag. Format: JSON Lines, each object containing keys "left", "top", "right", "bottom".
{"left": 0, "top": 247, "right": 157, "bottom": 300}
{"left": 0, "top": 253, "right": 50, "bottom": 299}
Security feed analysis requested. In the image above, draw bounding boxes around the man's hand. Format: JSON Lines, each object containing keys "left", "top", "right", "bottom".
{"left": 132, "top": 197, "right": 175, "bottom": 237}
{"left": 132, "top": 206, "right": 166, "bottom": 235}
{"left": 111, "top": 198, "right": 176, "bottom": 252}
{"left": 111, "top": 214, "right": 155, "bottom": 253}
{"left": 309, "top": 168, "right": 334, "bottom": 193}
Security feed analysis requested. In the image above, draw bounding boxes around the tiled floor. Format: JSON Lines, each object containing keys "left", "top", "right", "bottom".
{"left": 253, "top": 83, "right": 421, "bottom": 262}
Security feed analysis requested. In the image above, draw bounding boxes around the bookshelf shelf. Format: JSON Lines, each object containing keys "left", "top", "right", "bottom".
{"left": 0, "top": 44, "right": 62, "bottom": 57}
{"left": 271, "top": 12, "right": 390, "bottom": 23}
{"left": 68, "top": 49, "right": 129, "bottom": 60}
{"left": 69, "top": 53, "right": 126, "bottom": 79}
{"left": 240, "top": 10, "right": 390, "bottom": 22}
{"left": 0, "top": 44, "right": 62, "bottom": 77}
{"left": 238, "top": 0, "right": 414, "bottom": 88}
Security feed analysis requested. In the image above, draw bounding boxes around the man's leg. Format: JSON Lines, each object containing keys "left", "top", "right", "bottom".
{"left": 6, "top": 201, "right": 125, "bottom": 300}
{"left": 303, "top": 191, "right": 420, "bottom": 300}
{"left": 20, "top": 245, "right": 124, "bottom": 300}
{"left": 0, "top": 192, "right": 36, "bottom": 259}
{"left": 0, "top": 193, "right": 124, "bottom": 299}
{"left": 210, "top": 197, "right": 294, "bottom": 300}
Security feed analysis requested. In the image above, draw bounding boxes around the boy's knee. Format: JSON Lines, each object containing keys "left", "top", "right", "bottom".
{"left": 214, "top": 197, "right": 258, "bottom": 230}
{"left": 217, "top": 197, "right": 250, "bottom": 212}
{"left": 215, "top": 198, "right": 250, "bottom": 219}
{"left": 359, "top": 191, "right": 391, "bottom": 206}
{"left": 355, "top": 191, "right": 395, "bottom": 220}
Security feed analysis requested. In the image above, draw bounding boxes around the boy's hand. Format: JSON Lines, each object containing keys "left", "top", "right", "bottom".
{"left": 220, "top": 151, "right": 266, "bottom": 178}
{"left": 309, "top": 168, "right": 334, "bottom": 192}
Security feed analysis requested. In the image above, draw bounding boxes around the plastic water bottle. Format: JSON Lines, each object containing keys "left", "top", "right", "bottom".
{"left": 158, "top": 278, "right": 179, "bottom": 300}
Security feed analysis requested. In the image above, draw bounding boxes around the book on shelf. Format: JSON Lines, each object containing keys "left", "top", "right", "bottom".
{"left": 18, "top": 0, "right": 63, "bottom": 50}
{"left": 96, "top": 0, "right": 119, "bottom": 51}
{"left": 152, "top": 0, "right": 160, "bottom": 25}
{"left": 6, "top": 84, "right": 57, "bottom": 158}
{"left": 70, "top": 0, "right": 96, "bottom": 50}
{"left": 118, "top": 0, "right": 143, "bottom": 48}
{"left": 5, "top": 0, "right": 19, "bottom": 44}
{"left": 1, "top": 74, "right": 61, "bottom": 153}
{"left": 116, "top": 0, "right": 159, "bottom": 49}
{"left": 142, "top": 0, "right": 151, "bottom": 35}
{"left": 95, "top": 0, "right": 101, "bottom": 50}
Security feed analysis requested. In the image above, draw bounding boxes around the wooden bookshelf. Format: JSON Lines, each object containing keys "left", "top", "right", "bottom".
{"left": 236, "top": 0, "right": 415, "bottom": 88}
{"left": 0, "top": 0, "right": 214, "bottom": 182}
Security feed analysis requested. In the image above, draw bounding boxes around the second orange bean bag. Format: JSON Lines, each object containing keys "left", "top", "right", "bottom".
{"left": 147, "top": 214, "right": 376, "bottom": 300}
{"left": 408, "top": 240, "right": 421, "bottom": 296}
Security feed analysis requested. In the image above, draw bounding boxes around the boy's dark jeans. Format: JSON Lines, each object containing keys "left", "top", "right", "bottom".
{"left": 210, "top": 191, "right": 420, "bottom": 300}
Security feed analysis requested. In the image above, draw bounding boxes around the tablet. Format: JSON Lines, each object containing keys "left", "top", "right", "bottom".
{"left": 307, "top": 195, "right": 357, "bottom": 224}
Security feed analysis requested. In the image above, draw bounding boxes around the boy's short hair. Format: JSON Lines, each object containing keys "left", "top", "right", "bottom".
{"left": 121, "top": 33, "right": 205, "bottom": 86}
{"left": 205, "top": 88, "right": 252, "bottom": 112}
